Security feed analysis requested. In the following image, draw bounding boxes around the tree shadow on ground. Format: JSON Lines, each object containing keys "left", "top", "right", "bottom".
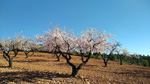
{"left": 113, "top": 70, "right": 150, "bottom": 78}
{"left": 77, "top": 64, "right": 101, "bottom": 72}
{"left": 31, "top": 55, "right": 51, "bottom": 57}
{"left": 0, "top": 70, "right": 71, "bottom": 83}
{"left": 135, "top": 66, "right": 150, "bottom": 70}
{"left": 13, "top": 59, "right": 50, "bottom": 63}
{"left": 56, "top": 63, "right": 69, "bottom": 66}
{"left": 0, "top": 66, "right": 9, "bottom": 68}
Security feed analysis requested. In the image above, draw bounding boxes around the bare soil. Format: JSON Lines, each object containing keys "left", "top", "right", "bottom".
{"left": 0, "top": 51, "right": 150, "bottom": 84}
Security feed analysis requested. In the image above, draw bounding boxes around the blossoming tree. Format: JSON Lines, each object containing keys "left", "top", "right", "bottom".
{"left": 37, "top": 26, "right": 116, "bottom": 77}
{"left": 36, "top": 28, "right": 63, "bottom": 61}
{"left": 22, "top": 39, "right": 40, "bottom": 58}
{"left": 101, "top": 42, "right": 120, "bottom": 67}
{"left": 0, "top": 35, "right": 24, "bottom": 67}
{"left": 117, "top": 48, "right": 130, "bottom": 65}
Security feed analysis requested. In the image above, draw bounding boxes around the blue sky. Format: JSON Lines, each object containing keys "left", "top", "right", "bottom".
{"left": 0, "top": 0, "right": 150, "bottom": 55}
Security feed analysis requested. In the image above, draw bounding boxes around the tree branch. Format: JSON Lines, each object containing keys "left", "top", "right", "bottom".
{"left": 3, "top": 51, "right": 9, "bottom": 61}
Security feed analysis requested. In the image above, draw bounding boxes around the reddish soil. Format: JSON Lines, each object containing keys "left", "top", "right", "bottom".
{"left": 0, "top": 51, "right": 150, "bottom": 84}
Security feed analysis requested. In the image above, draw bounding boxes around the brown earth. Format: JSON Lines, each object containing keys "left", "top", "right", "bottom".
{"left": 0, "top": 51, "right": 150, "bottom": 84}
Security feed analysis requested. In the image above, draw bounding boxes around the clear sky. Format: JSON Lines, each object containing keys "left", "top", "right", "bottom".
{"left": 0, "top": 0, "right": 150, "bottom": 55}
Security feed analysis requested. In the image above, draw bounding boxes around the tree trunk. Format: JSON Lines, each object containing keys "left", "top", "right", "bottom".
{"left": 55, "top": 53, "right": 61, "bottom": 61}
{"left": 25, "top": 53, "right": 28, "bottom": 58}
{"left": 71, "top": 66, "right": 79, "bottom": 77}
{"left": 24, "top": 52, "right": 29, "bottom": 58}
{"left": 59, "top": 50, "right": 91, "bottom": 77}
{"left": 104, "top": 62, "right": 107, "bottom": 67}
{"left": 57, "top": 56, "right": 60, "bottom": 61}
{"left": 8, "top": 60, "right": 12, "bottom": 67}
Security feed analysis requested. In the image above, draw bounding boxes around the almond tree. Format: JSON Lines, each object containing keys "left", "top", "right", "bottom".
{"left": 37, "top": 27, "right": 116, "bottom": 77}
{"left": 69, "top": 28, "right": 103, "bottom": 76}
{"left": 92, "top": 30, "right": 119, "bottom": 67}
{"left": 117, "top": 48, "right": 129, "bottom": 65}
{"left": 36, "top": 28, "right": 63, "bottom": 61}
{"left": 101, "top": 42, "right": 120, "bottom": 67}
{"left": 22, "top": 39, "right": 40, "bottom": 58}
{"left": 0, "top": 36, "right": 24, "bottom": 67}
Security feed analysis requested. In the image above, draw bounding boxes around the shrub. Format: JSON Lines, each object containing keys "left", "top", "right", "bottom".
{"left": 110, "top": 55, "right": 117, "bottom": 61}
{"left": 71, "top": 51, "right": 80, "bottom": 56}
{"left": 142, "top": 60, "right": 149, "bottom": 67}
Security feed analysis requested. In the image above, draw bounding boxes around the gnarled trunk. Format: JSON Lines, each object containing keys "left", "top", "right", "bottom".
{"left": 71, "top": 66, "right": 79, "bottom": 77}
{"left": 56, "top": 55, "right": 60, "bottom": 61}
{"left": 8, "top": 60, "right": 12, "bottom": 67}
{"left": 25, "top": 53, "right": 28, "bottom": 58}
{"left": 24, "top": 51, "right": 30, "bottom": 58}
{"left": 55, "top": 53, "right": 61, "bottom": 61}
{"left": 59, "top": 50, "right": 91, "bottom": 77}
{"left": 104, "top": 62, "right": 107, "bottom": 67}
{"left": 54, "top": 51, "right": 61, "bottom": 61}
{"left": 101, "top": 54, "right": 108, "bottom": 67}
{"left": 3, "top": 50, "right": 18, "bottom": 67}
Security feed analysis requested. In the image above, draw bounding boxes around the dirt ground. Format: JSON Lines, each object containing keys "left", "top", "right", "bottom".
{"left": 0, "top": 51, "right": 150, "bottom": 84}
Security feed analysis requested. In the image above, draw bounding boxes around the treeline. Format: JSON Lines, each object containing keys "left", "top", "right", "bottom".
{"left": 111, "top": 54, "right": 150, "bottom": 67}
{"left": 71, "top": 51, "right": 150, "bottom": 67}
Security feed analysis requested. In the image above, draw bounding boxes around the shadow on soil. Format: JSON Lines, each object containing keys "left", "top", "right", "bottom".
{"left": 0, "top": 70, "right": 71, "bottom": 83}
{"left": 113, "top": 70, "right": 150, "bottom": 78}
{"left": 31, "top": 55, "right": 52, "bottom": 57}
{"left": 0, "top": 66, "right": 9, "bottom": 68}
{"left": 13, "top": 59, "right": 50, "bottom": 63}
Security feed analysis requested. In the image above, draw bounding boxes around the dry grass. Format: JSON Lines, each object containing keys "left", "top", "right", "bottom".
{"left": 0, "top": 51, "right": 150, "bottom": 84}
